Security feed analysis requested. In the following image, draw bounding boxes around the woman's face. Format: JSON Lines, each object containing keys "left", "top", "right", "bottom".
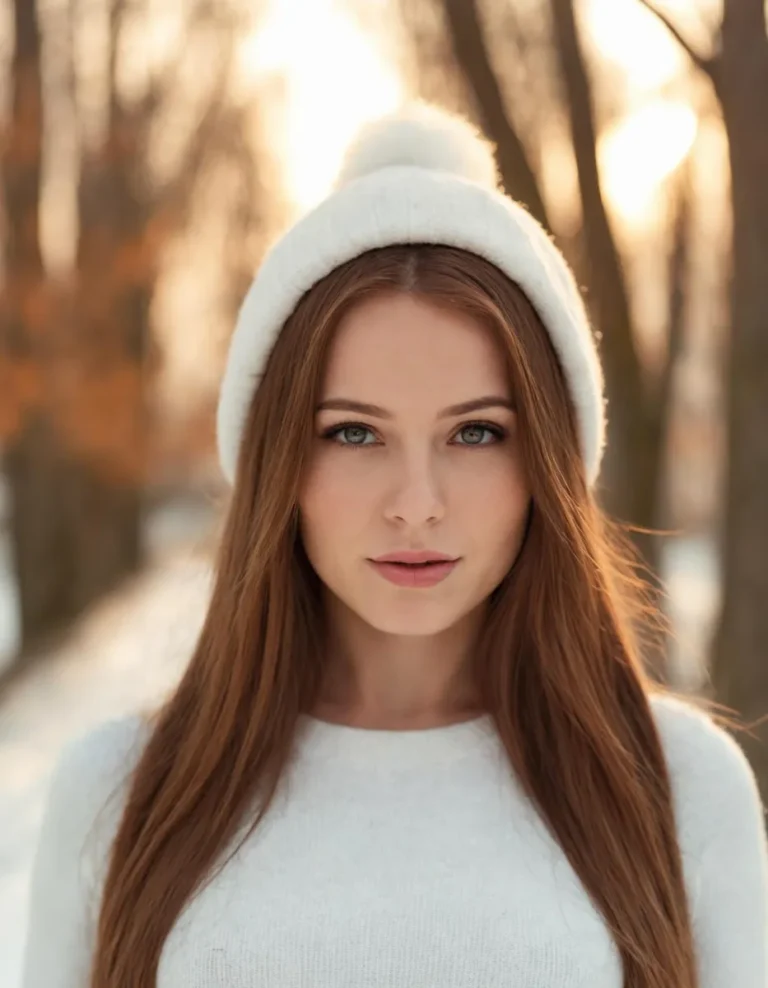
{"left": 299, "top": 291, "right": 531, "bottom": 637}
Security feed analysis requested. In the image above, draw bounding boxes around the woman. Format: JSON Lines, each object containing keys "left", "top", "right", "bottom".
{"left": 21, "top": 102, "right": 768, "bottom": 988}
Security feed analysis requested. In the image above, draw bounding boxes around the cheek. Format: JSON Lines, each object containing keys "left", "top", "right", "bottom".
{"left": 457, "top": 463, "right": 530, "bottom": 570}
{"left": 456, "top": 454, "right": 529, "bottom": 518}
{"left": 298, "top": 456, "right": 373, "bottom": 545}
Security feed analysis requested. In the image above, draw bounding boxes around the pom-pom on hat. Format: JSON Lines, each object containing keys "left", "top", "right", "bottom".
{"left": 216, "top": 101, "right": 607, "bottom": 488}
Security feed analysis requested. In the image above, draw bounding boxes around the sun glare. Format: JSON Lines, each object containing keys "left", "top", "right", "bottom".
{"left": 239, "top": 0, "right": 701, "bottom": 225}
{"left": 239, "top": 0, "right": 403, "bottom": 213}
{"left": 599, "top": 100, "right": 698, "bottom": 224}
{"left": 586, "top": 0, "right": 686, "bottom": 92}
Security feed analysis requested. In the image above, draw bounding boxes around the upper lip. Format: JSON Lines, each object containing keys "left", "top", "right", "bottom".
{"left": 371, "top": 550, "right": 459, "bottom": 564}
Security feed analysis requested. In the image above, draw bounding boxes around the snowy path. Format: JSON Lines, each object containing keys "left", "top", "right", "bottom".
{"left": 0, "top": 509, "right": 215, "bottom": 986}
{"left": 0, "top": 528, "right": 716, "bottom": 986}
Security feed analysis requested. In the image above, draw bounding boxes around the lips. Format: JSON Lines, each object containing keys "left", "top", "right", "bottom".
{"left": 382, "top": 560, "right": 445, "bottom": 570}
{"left": 368, "top": 557, "right": 460, "bottom": 587}
{"left": 371, "top": 551, "right": 458, "bottom": 565}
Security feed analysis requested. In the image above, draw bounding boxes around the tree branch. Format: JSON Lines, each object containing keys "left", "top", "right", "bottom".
{"left": 440, "top": 0, "right": 552, "bottom": 233}
{"left": 654, "top": 163, "right": 691, "bottom": 459}
{"left": 636, "top": 0, "right": 717, "bottom": 80}
{"left": 107, "top": 0, "right": 129, "bottom": 133}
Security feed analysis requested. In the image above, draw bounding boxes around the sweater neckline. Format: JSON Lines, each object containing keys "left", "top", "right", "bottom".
{"left": 294, "top": 711, "right": 497, "bottom": 765}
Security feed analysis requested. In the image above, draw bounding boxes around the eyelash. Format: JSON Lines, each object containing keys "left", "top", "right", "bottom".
{"left": 319, "top": 420, "right": 509, "bottom": 449}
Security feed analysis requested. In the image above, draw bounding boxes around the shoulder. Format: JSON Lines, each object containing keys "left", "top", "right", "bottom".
{"left": 647, "top": 690, "right": 766, "bottom": 854}
{"left": 22, "top": 714, "right": 156, "bottom": 985}
{"left": 48, "top": 712, "right": 151, "bottom": 811}
{"left": 648, "top": 689, "right": 749, "bottom": 767}
{"left": 40, "top": 713, "right": 153, "bottom": 888}
{"left": 647, "top": 690, "right": 755, "bottom": 786}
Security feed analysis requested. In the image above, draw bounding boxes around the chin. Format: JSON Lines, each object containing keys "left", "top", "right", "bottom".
{"left": 364, "top": 616, "right": 458, "bottom": 637}
{"left": 353, "top": 601, "right": 467, "bottom": 637}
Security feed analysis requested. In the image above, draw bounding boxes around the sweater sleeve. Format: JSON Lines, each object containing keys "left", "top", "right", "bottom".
{"left": 20, "top": 715, "right": 148, "bottom": 988}
{"left": 688, "top": 725, "right": 768, "bottom": 988}
{"left": 651, "top": 693, "right": 768, "bottom": 988}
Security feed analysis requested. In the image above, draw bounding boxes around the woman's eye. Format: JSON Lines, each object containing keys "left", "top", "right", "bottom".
{"left": 321, "top": 421, "right": 506, "bottom": 448}
{"left": 455, "top": 423, "right": 505, "bottom": 446}
{"left": 325, "top": 424, "right": 376, "bottom": 446}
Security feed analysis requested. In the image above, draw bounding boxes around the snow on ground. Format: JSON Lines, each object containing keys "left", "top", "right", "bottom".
{"left": 0, "top": 498, "right": 217, "bottom": 987}
{"left": 0, "top": 511, "right": 717, "bottom": 987}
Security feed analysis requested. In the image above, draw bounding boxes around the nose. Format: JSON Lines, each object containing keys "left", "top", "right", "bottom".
{"left": 382, "top": 451, "right": 446, "bottom": 526}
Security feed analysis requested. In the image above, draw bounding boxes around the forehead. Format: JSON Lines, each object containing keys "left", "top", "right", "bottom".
{"left": 321, "top": 292, "right": 510, "bottom": 400}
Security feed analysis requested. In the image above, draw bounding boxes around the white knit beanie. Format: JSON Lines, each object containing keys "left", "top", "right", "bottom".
{"left": 216, "top": 101, "right": 607, "bottom": 488}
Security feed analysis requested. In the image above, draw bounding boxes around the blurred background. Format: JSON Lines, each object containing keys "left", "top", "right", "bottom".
{"left": 1, "top": 0, "right": 766, "bottom": 982}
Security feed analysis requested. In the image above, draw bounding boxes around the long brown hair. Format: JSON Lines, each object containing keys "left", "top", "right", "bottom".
{"left": 89, "top": 244, "right": 739, "bottom": 988}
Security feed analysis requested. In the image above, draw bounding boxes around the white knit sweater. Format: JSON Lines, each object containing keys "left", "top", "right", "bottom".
{"left": 20, "top": 693, "right": 768, "bottom": 987}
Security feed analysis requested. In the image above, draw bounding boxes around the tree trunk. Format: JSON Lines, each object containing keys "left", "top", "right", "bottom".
{"left": 0, "top": 0, "right": 242, "bottom": 678}
{"left": 548, "top": 0, "right": 667, "bottom": 594}
{"left": 64, "top": 126, "right": 153, "bottom": 610}
{"left": 3, "top": 418, "right": 75, "bottom": 648}
{"left": 0, "top": 0, "right": 78, "bottom": 654}
{"left": 0, "top": 0, "right": 147, "bottom": 666}
{"left": 710, "top": 0, "right": 768, "bottom": 788}
{"left": 440, "top": 0, "right": 552, "bottom": 232}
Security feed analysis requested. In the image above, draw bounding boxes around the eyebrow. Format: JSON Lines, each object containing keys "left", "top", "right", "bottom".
{"left": 315, "top": 396, "right": 516, "bottom": 419}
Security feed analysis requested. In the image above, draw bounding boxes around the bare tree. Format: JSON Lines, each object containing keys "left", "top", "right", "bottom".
{"left": 440, "top": 0, "right": 551, "bottom": 231}
{"left": 60, "top": 0, "right": 239, "bottom": 612}
{"left": 548, "top": 0, "right": 670, "bottom": 580}
{"left": 1, "top": 0, "right": 263, "bottom": 671}
{"left": 0, "top": 0, "right": 67, "bottom": 656}
{"left": 639, "top": 0, "right": 768, "bottom": 786}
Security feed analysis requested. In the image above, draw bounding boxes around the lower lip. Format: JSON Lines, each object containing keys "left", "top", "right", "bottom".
{"left": 368, "top": 559, "right": 460, "bottom": 587}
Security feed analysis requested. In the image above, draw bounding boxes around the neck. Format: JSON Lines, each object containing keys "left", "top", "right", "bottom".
{"left": 315, "top": 593, "right": 486, "bottom": 728}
